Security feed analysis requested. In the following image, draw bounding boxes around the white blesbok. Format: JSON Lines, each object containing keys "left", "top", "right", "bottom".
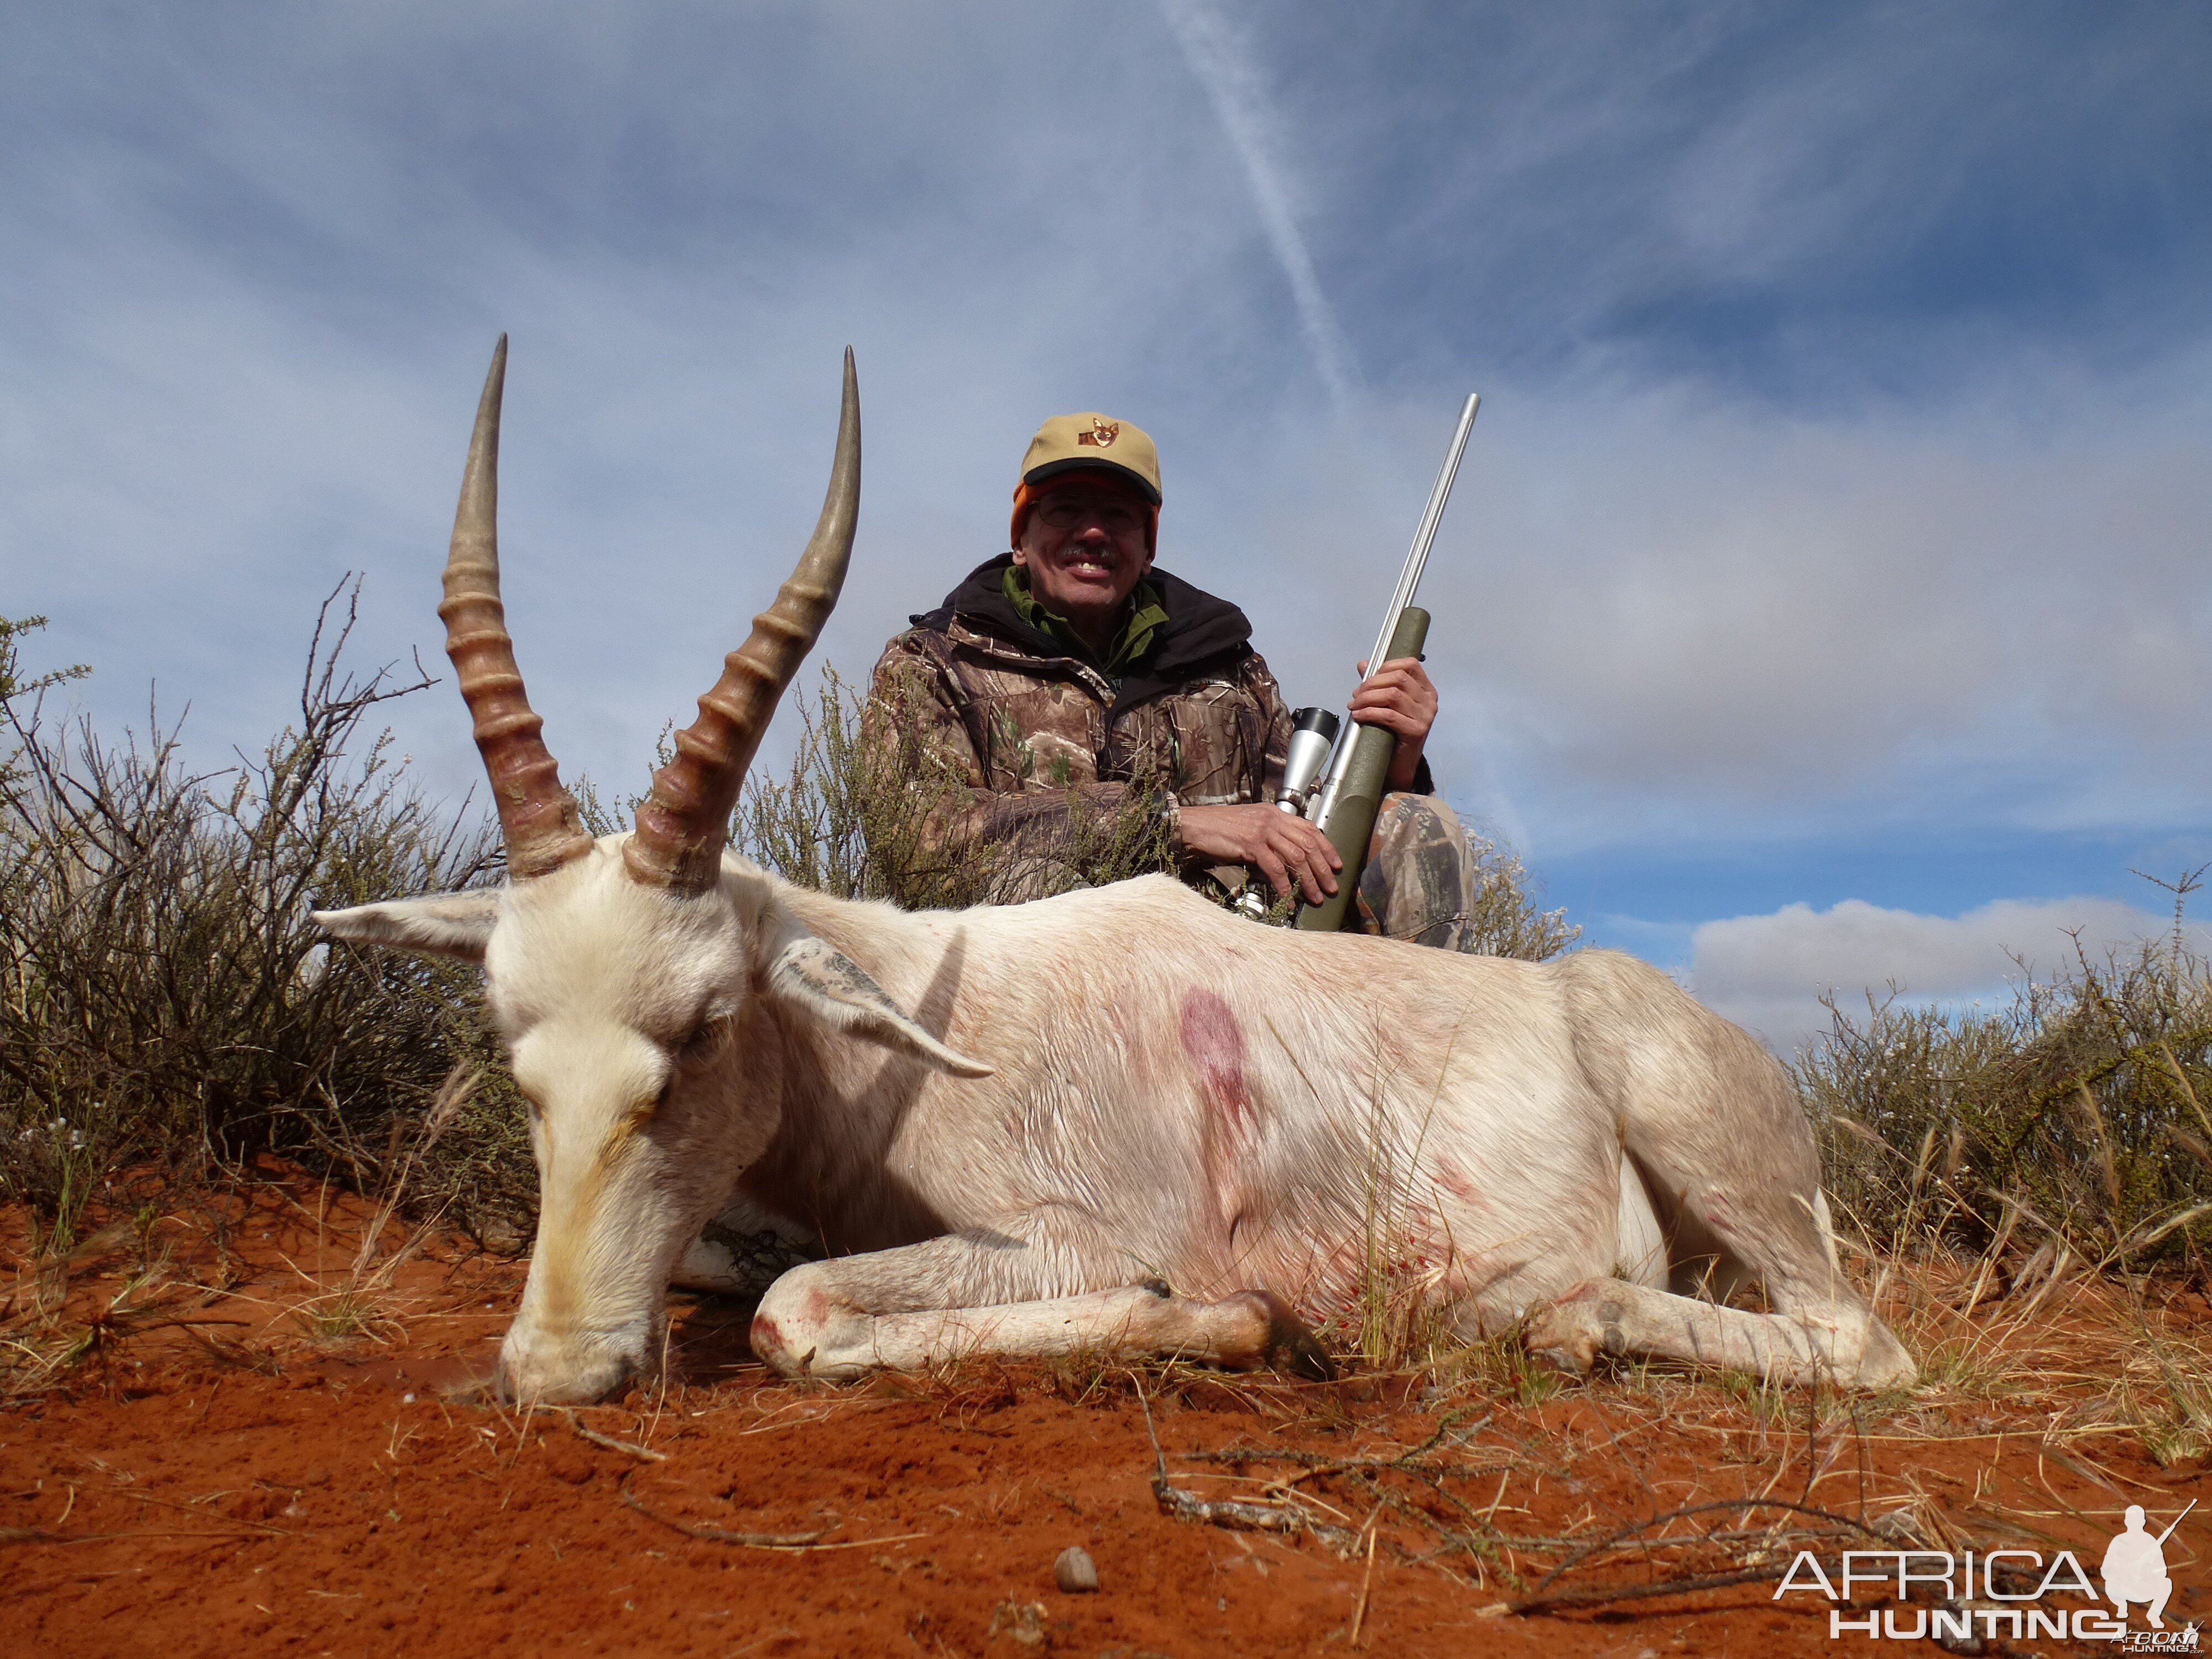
{"left": 316, "top": 342, "right": 1916, "bottom": 1405}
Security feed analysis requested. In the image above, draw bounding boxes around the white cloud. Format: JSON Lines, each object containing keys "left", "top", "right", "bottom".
{"left": 0, "top": 6, "right": 1271, "bottom": 802}
{"left": 1178, "top": 363, "right": 2212, "bottom": 862}
{"left": 1687, "top": 895, "right": 2208, "bottom": 1057}
{"left": 1, "top": 4, "right": 2204, "bottom": 917}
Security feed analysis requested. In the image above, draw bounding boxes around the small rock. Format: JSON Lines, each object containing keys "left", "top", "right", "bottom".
{"left": 1053, "top": 1545, "right": 1100, "bottom": 1594}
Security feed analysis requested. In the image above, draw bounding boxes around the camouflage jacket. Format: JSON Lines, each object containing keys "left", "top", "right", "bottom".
{"left": 866, "top": 555, "right": 1297, "bottom": 881}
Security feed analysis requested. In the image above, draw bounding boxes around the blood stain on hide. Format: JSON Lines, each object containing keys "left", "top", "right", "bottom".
{"left": 750, "top": 1314, "right": 785, "bottom": 1355}
{"left": 1432, "top": 1154, "right": 1479, "bottom": 1204}
{"left": 1178, "top": 989, "right": 1254, "bottom": 1135}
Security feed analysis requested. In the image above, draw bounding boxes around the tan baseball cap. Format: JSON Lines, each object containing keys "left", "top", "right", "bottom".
{"left": 1018, "top": 413, "right": 1162, "bottom": 505}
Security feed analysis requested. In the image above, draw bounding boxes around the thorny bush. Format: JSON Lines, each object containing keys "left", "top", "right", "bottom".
{"left": 0, "top": 593, "right": 534, "bottom": 1254}
{"left": 1799, "top": 880, "right": 2212, "bottom": 1280}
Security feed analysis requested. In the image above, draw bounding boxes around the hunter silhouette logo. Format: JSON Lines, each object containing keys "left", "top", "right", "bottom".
{"left": 1776, "top": 1499, "right": 2199, "bottom": 1644}
{"left": 1076, "top": 418, "right": 1120, "bottom": 448}
{"left": 2105, "top": 1501, "right": 2194, "bottom": 1631}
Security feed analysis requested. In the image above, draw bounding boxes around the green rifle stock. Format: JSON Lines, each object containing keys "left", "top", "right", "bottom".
{"left": 1293, "top": 605, "right": 1430, "bottom": 933}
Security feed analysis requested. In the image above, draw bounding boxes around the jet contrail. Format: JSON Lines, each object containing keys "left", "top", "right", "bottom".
{"left": 1160, "top": 0, "right": 1359, "bottom": 410}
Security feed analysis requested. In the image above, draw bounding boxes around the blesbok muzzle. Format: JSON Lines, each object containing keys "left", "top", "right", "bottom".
{"left": 493, "top": 1318, "right": 655, "bottom": 1407}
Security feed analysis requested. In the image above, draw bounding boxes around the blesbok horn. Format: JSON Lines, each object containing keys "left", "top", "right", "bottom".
{"left": 624, "top": 348, "right": 860, "bottom": 894}
{"left": 437, "top": 336, "right": 593, "bottom": 880}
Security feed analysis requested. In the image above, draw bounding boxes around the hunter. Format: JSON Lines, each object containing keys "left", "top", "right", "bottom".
{"left": 866, "top": 411, "right": 1495, "bottom": 946}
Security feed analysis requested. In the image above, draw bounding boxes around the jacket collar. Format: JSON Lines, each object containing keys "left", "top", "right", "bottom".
{"left": 911, "top": 554, "right": 1256, "bottom": 712}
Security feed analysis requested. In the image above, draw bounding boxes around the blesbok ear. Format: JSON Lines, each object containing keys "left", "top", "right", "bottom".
{"left": 766, "top": 935, "right": 993, "bottom": 1078}
{"left": 312, "top": 892, "right": 501, "bottom": 962}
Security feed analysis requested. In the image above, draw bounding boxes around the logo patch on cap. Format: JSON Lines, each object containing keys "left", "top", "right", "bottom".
{"left": 1076, "top": 418, "right": 1120, "bottom": 449}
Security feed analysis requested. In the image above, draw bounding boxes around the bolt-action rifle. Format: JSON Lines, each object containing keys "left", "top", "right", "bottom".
{"left": 1241, "top": 393, "right": 1479, "bottom": 930}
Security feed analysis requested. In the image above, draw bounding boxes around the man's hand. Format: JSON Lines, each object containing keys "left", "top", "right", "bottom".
{"left": 1349, "top": 655, "right": 1438, "bottom": 792}
{"left": 1177, "top": 803, "right": 1342, "bottom": 904}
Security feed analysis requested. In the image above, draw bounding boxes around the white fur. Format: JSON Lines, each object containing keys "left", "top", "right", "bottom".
{"left": 319, "top": 844, "right": 1916, "bottom": 1402}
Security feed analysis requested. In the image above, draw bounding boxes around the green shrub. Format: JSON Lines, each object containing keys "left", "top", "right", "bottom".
{"left": 1798, "top": 894, "right": 2212, "bottom": 1273}
{"left": 0, "top": 593, "right": 535, "bottom": 1249}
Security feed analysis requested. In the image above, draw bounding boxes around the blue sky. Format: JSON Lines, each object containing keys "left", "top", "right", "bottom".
{"left": 4, "top": 3, "right": 2208, "bottom": 1049}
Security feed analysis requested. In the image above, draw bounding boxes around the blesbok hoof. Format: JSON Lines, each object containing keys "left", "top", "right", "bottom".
{"left": 1235, "top": 1289, "right": 1337, "bottom": 1382}
{"left": 1522, "top": 1283, "right": 1615, "bottom": 1376}
{"left": 1849, "top": 1322, "right": 1919, "bottom": 1390}
{"left": 1524, "top": 1335, "right": 1594, "bottom": 1378}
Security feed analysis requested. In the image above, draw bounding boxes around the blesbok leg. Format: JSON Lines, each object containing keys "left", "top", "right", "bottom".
{"left": 1543, "top": 957, "right": 1918, "bottom": 1388}
{"left": 748, "top": 1234, "right": 1331, "bottom": 1381}
{"left": 1523, "top": 1276, "right": 1916, "bottom": 1388}
{"left": 1527, "top": 1177, "right": 1916, "bottom": 1387}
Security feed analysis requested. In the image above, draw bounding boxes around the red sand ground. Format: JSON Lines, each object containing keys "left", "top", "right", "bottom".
{"left": 3, "top": 1177, "right": 2205, "bottom": 1657}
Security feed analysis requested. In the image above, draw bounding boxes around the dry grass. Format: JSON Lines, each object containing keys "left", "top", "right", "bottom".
{"left": 288, "top": 1285, "right": 401, "bottom": 1344}
{"left": 1313, "top": 1102, "right": 2210, "bottom": 1485}
{"left": 280, "top": 1062, "right": 480, "bottom": 1345}
{"left": 1334, "top": 1079, "right": 1457, "bottom": 1374}
{"left": 0, "top": 1198, "right": 243, "bottom": 1404}
{"left": 1801, "top": 880, "right": 2212, "bottom": 1276}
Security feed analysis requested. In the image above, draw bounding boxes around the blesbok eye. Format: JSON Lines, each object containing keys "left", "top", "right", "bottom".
{"left": 676, "top": 1017, "right": 730, "bottom": 1063}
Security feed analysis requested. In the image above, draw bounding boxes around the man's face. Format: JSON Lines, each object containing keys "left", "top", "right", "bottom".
{"left": 1013, "top": 472, "right": 1154, "bottom": 622}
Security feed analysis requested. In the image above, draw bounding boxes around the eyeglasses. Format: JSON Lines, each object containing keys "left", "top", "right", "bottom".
{"left": 1034, "top": 495, "right": 1146, "bottom": 534}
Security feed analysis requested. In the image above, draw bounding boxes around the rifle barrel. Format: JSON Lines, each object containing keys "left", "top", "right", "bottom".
{"left": 1311, "top": 392, "right": 1480, "bottom": 833}
{"left": 2154, "top": 1496, "right": 2197, "bottom": 1545}
{"left": 1358, "top": 391, "right": 1480, "bottom": 691}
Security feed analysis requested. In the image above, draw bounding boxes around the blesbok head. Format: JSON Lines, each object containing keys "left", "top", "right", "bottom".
{"left": 315, "top": 341, "right": 987, "bottom": 1404}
